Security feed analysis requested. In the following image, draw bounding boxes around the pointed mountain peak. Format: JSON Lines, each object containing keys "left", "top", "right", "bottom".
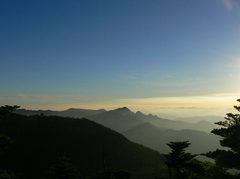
{"left": 136, "top": 111, "right": 143, "bottom": 115}
{"left": 148, "top": 114, "right": 154, "bottom": 117}
{"left": 98, "top": 109, "right": 107, "bottom": 112}
{"left": 66, "top": 108, "right": 78, "bottom": 111}
{"left": 113, "top": 107, "right": 133, "bottom": 115}
{"left": 135, "top": 111, "right": 146, "bottom": 118}
{"left": 116, "top": 106, "right": 130, "bottom": 111}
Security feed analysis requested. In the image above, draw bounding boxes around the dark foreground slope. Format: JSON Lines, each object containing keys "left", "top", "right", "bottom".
{"left": 0, "top": 114, "right": 166, "bottom": 179}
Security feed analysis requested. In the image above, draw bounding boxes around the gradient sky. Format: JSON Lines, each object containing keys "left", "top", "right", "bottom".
{"left": 1, "top": 0, "right": 240, "bottom": 117}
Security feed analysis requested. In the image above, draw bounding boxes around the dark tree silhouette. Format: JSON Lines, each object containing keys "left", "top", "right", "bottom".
{"left": 0, "top": 170, "right": 18, "bottom": 179}
{"left": 183, "top": 158, "right": 234, "bottom": 179}
{"left": 91, "top": 170, "right": 131, "bottom": 179}
{"left": 47, "top": 157, "right": 81, "bottom": 179}
{"left": 0, "top": 105, "right": 19, "bottom": 155}
{"left": 112, "top": 170, "right": 131, "bottom": 179}
{"left": 0, "top": 105, "right": 19, "bottom": 179}
{"left": 0, "top": 105, "right": 20, "bottom": 117}
{"left": 204, "top": 99, "right": 240, "bottom": 172}
{"left": 163, "top": 141, "right": 197, "bottom": 179}
{"left": 0, "top": 134, "right": 13, "bottom": 156}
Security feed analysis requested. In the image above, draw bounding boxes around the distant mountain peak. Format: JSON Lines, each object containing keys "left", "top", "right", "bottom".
{"left": 66, "top": 108, "right": 106, "bottom": 112}
{"left": 113, "top": 107, "right": 133, "bottom": 115}
{"left": 116, "top": 106, "right": 130, "bottom": 111}
{"left": 135, "top": 111, "right": 146, "bottom": 118}
{"left": 122, "top": 106, "right": 129, "bottom": 110}
{"left": 67, "top": 108, "right": 79, "bottom": 111}
{"left": 136, "top": 111, "right": 143, "bottom": 115}
{"left": 148, "top": 114, "right": 154, "bottom": 117}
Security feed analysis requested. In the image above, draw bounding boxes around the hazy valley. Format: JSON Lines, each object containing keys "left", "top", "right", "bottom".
{"left": 0, "top": 105, "right": 235, "bottom": 178}
{"left": 15, "top": 107, "right": 223, "bottom": 154}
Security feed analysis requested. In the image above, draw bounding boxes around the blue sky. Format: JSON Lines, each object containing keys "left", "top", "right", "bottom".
{"left": 1, "top": 0, "right": 240, "bottom": 116}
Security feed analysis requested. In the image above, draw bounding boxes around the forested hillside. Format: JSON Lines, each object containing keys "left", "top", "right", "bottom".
{"left": 0, "top": 113, "right": 166, "bottom": 179}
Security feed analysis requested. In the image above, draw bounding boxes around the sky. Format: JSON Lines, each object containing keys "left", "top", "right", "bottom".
{"left": 1, "top": 0, "right": 240, "bottom": 118}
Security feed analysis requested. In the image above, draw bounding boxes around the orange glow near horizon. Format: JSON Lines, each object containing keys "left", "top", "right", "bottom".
{"left": 6, "top": 93, "right": 237, "bottom": 118}
{"left": 15, "top": 93, "right": 240, "bottom": 111}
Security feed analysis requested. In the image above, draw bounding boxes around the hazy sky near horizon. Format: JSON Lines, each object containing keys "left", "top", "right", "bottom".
{"left": 1, "top": 0, "right": 240, "bottom": 116}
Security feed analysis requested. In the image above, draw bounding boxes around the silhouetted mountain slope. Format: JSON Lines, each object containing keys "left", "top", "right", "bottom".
{"left": 16, "top": 107, "right": 220, "bottom": 133}
{"left": 136, "top": 112, "right": 192, "bottom": 130}
{"left": 99, "top": 108, "right": 221, "bottom": 133}
{"left": 113, "top": 106, "right": 134, "bottom": 116}
{"left": 123, "top": 122, "right": 222, "bottom": 154}
{"left": 15, "top": 108, "right": 106, "bottom": 118}
{"left": 175, "top": 115, "right": 224, "bottom": 124}
{"left": 189, "top": 120, "right": 220, "bottom": 133}
{"left": 0, "top": 113, "right": 165, "bottom": 179}
{"left": 14, "top": 107, "right": 223, "bottom": 159}
{"left": 88, "top": 107, "right": 143, "bottom": 132}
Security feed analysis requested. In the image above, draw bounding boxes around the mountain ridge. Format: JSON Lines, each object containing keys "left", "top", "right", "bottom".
{"left": 0, "top": 113, "right": 166, "bottom": 178}
{"left": 15, "top": 107, "right": 223, "bottom": 155}
{"left": 15, "top": 107, "right": 222, "bottom": 133}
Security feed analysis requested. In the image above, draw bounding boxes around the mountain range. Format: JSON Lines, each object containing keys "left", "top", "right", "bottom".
{"left": 15, "top": 107, "right": 224, "bottom": 155}
{"left": 175, "top": 115, "right": 224, "bottom": 124}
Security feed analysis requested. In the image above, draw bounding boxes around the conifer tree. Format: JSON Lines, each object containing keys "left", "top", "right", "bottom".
{"left": 204, "top": 99, "right": 240, "bottom": 171}
{"left": 163, "top": 141, "right": 197, "bottom": 179}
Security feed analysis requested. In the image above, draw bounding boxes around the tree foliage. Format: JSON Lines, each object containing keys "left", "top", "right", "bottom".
{"left": 184, "top": 159, "right": 233, "bottom": 179}
{"left": 0, "top": 105, "right": 20, "bottom": 179}
{"left": 0, "top": 134, "right": 14, "bottom": 156}
{"left": 0, "top": 170, "right": 18, "bottom": 179}
{"left": 47, "top": 157, "right": 81, "bottom": 179}
{"left": 0, "top": 105, "right": 20, "bottom": 118}
{"left": 0, "top": 105, "right": 19, "bottom": 154}
{"left": 204, "top": 99, "right": 240, "bottom": 170}
{"left": 163, "top": 141, "right": 197, "bottom": 179}
{"left": 91, "top": 170, "right": 131, "bottom": 179}
{"left": 164, "top": 141, "right": 234, "bottom": 179}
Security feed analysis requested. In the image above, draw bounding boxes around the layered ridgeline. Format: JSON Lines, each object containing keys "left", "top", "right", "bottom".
{"left": 0, "top": 113, "right": 166, "bottom": 179}
{"left": 16, "top": 107, "right": 220, "bottom": 132}
{"left": 16, "top": 107, "right": 223, "bottom": 154}
{"left": 15, "top": 108, "right": 107, "bottom": 119}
